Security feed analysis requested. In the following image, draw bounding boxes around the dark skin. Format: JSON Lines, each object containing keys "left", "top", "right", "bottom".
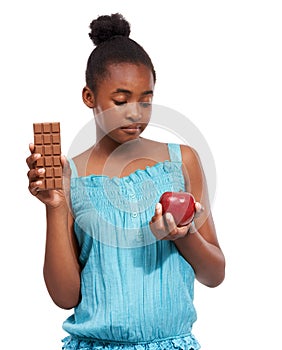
{"left": 27, "top": 62, "right": 225, "bottom": 309}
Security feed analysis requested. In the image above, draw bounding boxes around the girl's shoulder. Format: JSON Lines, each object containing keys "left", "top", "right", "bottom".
{"left": 180, "top": 144, "right": 200, "bottom": 165}
{"left": 142, "top": 139, "right": 202, "bottom": 170}
{"left": 70, "top": 146, "right": 95, "bottom": 177}
{"left": 72, "top": 146, "right": 93, "bottom": 163}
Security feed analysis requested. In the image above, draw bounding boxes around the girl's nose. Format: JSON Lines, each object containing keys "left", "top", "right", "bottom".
{"left": 125, "top": 103, "right": 141, "bottom": 122}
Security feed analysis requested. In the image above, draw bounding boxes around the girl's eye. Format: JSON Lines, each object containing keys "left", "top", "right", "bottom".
{"left": 139, "top": 102, "right": 152, "bottom": 108}
{"left": 113, "top": 100, "right": 127, "bottom": 106}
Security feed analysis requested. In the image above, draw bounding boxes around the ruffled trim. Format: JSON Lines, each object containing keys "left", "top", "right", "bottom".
{"left": 71, "top": 160, "right": 183, "bottom": 186}
{"left": 62, "top": 333, "right": 200, "bottom": 350}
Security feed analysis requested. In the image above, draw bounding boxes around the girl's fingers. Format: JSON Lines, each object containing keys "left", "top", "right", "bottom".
{"left": 194, "top": 201, "right": 204, "bottom": 218}
{"left": 26, "top": 152, "right": 41, "bottom": 170}
{"left": 163, "top": 213, "right": 190, "bottom": 240}
{"left": 149, "top": 203, "right": 167, "bottom": 239}
{"left": 26, "top": 143, "right": 35, "bottom": 168}
{"left": 150, "top": 203, "right": 162, "bottom": 223}
{"left": 28, "top": 179, "right": 42, "bottom": 196}
{"left": 29, "top": 143, "right": 35, "bottom": 153}
{"left": 150, "top": 203, "right": 192, "bottom": 241}
{"left": 27, "top": 167, "right": 45, "bottom": 196}
{"left": 164, "top": 213, "right": 178, "bottom": 236}
{"left": 27, "top": 167, "right": 45, "bottom": 181}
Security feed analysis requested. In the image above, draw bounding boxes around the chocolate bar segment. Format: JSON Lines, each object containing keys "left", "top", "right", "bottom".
{"left": 33, "top": 122, "right": 63, "bottom": 190}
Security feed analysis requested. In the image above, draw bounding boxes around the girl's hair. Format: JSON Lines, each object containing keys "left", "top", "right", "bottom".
{"left": 86, "top": 13, "right": 156, "bottom": 93}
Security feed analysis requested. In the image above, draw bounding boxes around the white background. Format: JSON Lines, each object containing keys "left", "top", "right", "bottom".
{"left": 1, "top": 0, "right": 281, "bottom": 349}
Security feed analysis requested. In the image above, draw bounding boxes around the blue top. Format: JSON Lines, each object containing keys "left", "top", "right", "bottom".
{"left": 62, "top": 143, "right": 200, "bottom": 350}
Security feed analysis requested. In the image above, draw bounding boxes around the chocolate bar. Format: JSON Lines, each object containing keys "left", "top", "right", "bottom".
{"left": 33, "top": 122, "right": 63, "bottom": 190}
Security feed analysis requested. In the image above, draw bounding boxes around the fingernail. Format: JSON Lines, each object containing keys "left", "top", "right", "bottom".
{"left": 195, "top": 202, "right": 204, "bottom": 212}
{"left": 166, "top": 213, "right": 173, "bottom": 221}
{"left": 156, "top": 203, "right": 161, "bottom": 212}
{"left": 38, "top": 168, "right": 45, "bottom": 174}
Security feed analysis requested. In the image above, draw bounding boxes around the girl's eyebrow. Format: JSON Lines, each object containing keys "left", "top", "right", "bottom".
{"left": 142, "top": 90, "right": 154, "bottom": 96}
{"left": 112, "top": 88, "right": 153, "bottom": 95}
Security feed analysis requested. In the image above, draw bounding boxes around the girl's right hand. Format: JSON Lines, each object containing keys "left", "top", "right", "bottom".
{"left": 26, "top": 143, "right": 71, "bottom": 208}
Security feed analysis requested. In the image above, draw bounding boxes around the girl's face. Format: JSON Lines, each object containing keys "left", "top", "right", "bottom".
{"left": 83, "top": 63, "right": 155, "bottom": 144}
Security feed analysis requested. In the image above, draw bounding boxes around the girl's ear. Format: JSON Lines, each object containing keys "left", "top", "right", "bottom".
{"left": 82, "top": 86, "right": 96, "bottom": 108}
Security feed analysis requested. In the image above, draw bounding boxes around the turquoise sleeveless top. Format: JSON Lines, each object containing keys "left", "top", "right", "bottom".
{"left": 62, "top": 143, "right": 200, "bottom": 350}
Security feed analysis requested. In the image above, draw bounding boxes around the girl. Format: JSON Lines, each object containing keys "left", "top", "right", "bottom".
{"left": 27, "top": 13, "right": 225, "bottom": 350}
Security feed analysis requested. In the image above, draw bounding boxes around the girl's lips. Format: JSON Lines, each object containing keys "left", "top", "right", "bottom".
{"left": 121, "top": 124, "right": 140, "bottom": 129}
{"left": 120, "top": 125, "right": 141, "bottom": 134}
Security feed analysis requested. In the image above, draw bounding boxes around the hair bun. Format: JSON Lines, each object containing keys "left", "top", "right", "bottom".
{"left": 89, "top": 13, "right": 131, "bottom": 46}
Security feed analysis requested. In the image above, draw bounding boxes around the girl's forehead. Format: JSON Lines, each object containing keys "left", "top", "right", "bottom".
{"left": 105, "top": 62, "right": 154, "bottom": 86}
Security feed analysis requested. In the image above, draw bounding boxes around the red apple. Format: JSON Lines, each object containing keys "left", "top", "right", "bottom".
{"left": 159, "top": 191, "right": 196, "bottom": 227}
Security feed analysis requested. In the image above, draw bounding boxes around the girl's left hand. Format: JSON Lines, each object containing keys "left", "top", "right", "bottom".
{"left": 149, "top": 202, "right": 203, "bottom": 241}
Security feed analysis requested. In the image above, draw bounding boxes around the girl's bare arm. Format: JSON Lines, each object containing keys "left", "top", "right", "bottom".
{"left": 27, "top": 144, "right": 81, "bottom": 309}
{"left": 173, "top": 145, "right": 225, "bottom": 287}
{"left": 150, "top": 145, "right": 225, "bottom": 287}
{"left": 44, "top": 205, "right": 81, "bottom": 309}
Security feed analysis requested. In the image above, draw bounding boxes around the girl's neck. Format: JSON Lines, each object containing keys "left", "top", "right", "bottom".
{"left": 88, "top": 136, "right": 148, "bottom": 178}
{"left": 94, "top": 133, "right": 143, "bottom": 158}
{"left": 74, "top": 137, "right": 169, "bottom": 178}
